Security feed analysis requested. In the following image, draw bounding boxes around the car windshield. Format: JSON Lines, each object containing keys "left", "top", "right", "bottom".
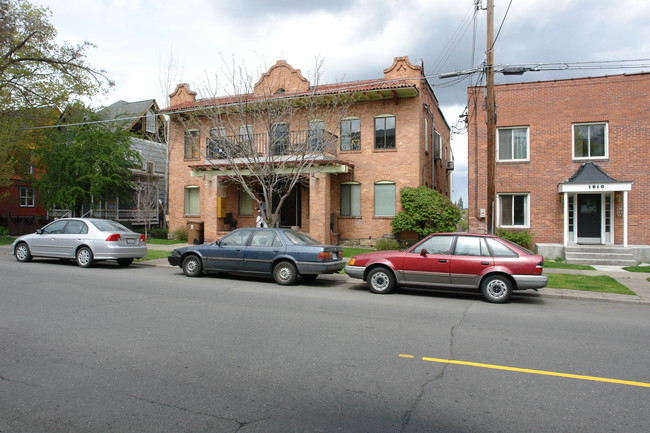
{"left": 284, "top": 230, "right": 321, "bottom": 246}
{"left": 91, "top": 220, "right": 132, "bottom": 233}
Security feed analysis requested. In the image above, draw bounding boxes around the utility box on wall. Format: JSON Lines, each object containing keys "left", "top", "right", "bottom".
{"left": 217, "top": 196, "right": 226, "bottom": 218}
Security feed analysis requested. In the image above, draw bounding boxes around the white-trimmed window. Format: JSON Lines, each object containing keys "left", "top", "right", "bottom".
{"left": 19, "top": 186, "right": 35, "bottom": 207}
{"left": 374, "top": 115, "right": 396, "bottom": 149}
{"left": 238, "top": 189, "right": 253, "bottom": 216}
{"left": 498, "top": 127, "right": 529, "bottom": 161}
{"left": 145, "top": 110, "right": 155, "bottom": 133}
{"left": 497, "top": 193, "right": 529, "bottom": 228}
{"left": 340, "top": 118, "right": 360, "bottom": 151}
{"left": 340, "top": 182, "right": 361, "bottom": 217}
{"left": 573, "top": 122, "right": 607, "bottom": 159}
{"left": 374, "top": 181, "right": 396, "bottom": 216}
{"left": 184, "top": 186, "right": 200, "bottom": 216}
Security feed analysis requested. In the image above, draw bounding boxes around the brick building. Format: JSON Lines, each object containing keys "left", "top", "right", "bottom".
{"left": 164, "top": 57, "right": 453, "bottom": 243}
{"left": 467, "top": 73, "right": 650, "bottom": 262}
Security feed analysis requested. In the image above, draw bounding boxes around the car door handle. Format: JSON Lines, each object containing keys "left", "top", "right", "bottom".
{"left": 438, "top": 259, "right": 447, "bottom": 263}
{"left": 273, "top": 249, "right": 280, "bottom": 252}
{"left": 481, "top": 261, "right": 490, "bottom": 265}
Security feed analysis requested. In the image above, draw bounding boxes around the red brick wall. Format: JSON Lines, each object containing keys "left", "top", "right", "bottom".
{"left": 468, "top": 73, "right": 650, "bottom": 245}
{"left": 167, "top": 59, "right": 452, "bottom": 243}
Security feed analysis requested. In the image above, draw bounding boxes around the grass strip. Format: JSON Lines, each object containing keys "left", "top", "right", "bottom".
{"left": 622, "top": 265, "right": 650, "bottom": 273}
{"left": 135, "top": 249, "right": 170, "bottom": 262}
{"left": 544, "top": 261, "right": 594, "bottom": 270}
{"left": 547, "top": 274, "right": 635, "bottom": 295}
{"left": 146, "top": 238, "right": 186, "bottom": 245}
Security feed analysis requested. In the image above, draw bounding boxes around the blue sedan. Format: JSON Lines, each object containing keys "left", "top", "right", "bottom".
{"left": 168, "top": 228, "right": 345, "bottom": 285}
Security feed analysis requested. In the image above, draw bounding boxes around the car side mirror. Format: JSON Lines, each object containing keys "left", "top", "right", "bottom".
{"left": 215, "top": 240, "right": 221, "bottom": 246}
{"left": 36, "top": 229, "right": 43, "bottom": 235}
{"left": 420, "top": 248, "right": 428, "bottom": 257}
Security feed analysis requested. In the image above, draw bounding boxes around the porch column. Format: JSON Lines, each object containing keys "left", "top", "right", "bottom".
{"left": 623, "top": 191, "right": 627, "bottom": 248}
{"left": 563, "top": 192, "right": 568, "bottom": 246}
{"left": 308, "top": 172, "right": 331, "bottom": 243}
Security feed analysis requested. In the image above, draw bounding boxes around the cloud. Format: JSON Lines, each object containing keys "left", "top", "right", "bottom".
{"left": 36, "top": 0, "right": 650, "bottom": 204}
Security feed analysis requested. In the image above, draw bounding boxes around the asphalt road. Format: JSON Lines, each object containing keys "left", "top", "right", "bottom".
{"left": 1, "top": 254, "right": 649, "bottom": 433}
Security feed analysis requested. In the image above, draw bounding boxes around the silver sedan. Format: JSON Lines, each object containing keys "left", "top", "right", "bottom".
{"left": 12, "top": 218, "right": 147, "bottom": 268}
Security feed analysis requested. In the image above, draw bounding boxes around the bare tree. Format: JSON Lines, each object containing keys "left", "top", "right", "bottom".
{"left": 177, "top": 57, "right": 356, "bottom": 227}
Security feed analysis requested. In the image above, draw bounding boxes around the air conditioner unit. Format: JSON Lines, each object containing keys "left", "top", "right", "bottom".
{"left": 446, "top": 160, "right": 455, "bottom": 170}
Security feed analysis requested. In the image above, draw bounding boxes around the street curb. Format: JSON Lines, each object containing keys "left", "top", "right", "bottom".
{"left": 5, "top": 245, "right": 649, "bottom": 306}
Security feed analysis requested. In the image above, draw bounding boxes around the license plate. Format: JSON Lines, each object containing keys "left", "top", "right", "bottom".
{"left": 126, "top": 238, "right": 136, "bottom": 245}
{"left": 332, "top": 253, "right": 338, "bottom": 260}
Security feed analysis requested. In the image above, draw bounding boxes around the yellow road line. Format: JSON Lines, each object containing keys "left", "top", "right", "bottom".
{"left": 399, "top": 354, "right": 650, "bottom": 388}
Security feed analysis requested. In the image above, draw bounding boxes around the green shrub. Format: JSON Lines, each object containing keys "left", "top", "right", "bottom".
{"left": 375, "top": 237, "right": 401, "bottom": 251}
{"left": 170, "top": 227, "right": 188, "bottom": 241}
{"left": 0, "top": 226, "right": 8, "bottom": 236}
{"left": 148, "top": 228, "right": 169, "bottom": 239}
{"left": 496, "top": 228, "right": 533, "bottom": 249}
{"left": 391, "top": 186, "right": 461, "bottom": 238}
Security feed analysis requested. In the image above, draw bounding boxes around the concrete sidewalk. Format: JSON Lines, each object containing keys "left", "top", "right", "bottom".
{"left": 146, "top": 243, "right": 650, "bottom": 305}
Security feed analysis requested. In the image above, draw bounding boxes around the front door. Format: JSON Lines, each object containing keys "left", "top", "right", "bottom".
{"left": 577, "top": 194, "right": 601, "bottom": 244}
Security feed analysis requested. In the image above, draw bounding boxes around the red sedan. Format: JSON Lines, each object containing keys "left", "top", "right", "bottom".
{"left": 344, "top": 233, "right": 547, "bottom": 303}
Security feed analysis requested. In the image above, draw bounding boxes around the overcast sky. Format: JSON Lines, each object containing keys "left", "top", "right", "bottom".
{"left": 40, "top": 0, "right": 650, "bottom": 203}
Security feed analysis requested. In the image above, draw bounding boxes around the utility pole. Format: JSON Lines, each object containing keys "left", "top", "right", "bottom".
{"left": 485, "top": 0, "right": 496, "bottom": 234}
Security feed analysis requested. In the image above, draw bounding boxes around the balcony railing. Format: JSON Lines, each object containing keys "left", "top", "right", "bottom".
{"left": 206, "top": 129, "right": 338, "bottom": 159}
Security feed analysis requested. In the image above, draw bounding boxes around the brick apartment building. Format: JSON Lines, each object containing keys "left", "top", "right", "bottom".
{"left": 164, "top": 57, "right": 452, "bottom": 243}
{"left": 468, "top": 73, "right": 650, "bottom": 261}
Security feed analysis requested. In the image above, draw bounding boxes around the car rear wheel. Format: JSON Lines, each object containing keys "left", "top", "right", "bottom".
{"left": 117, "top": 258, "right": 134, "bottom": 267}
{"left": 481, "top": 275, "right": 513, "bottom": 303}
{"left": 15, "top": 243, "right": 32, "bottom": 262}
{"left": 273, "top": 261, "right": 297, "bottom": 285}
{"left": 367, "top": 267, "right": 396, "bottom": 294}
{"left": 182, "top": 255, "right": 203, "bottom": 277}
{"left": 76, "top": 246, "right": 95, "bottom": 268}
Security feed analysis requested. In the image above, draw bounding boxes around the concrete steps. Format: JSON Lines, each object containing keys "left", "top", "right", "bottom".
{"left": 565, "top": 245, "right": 636, "bottom": 266}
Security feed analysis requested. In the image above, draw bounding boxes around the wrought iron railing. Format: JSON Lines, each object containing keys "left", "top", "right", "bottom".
{"left": 206, "top": 129, "right": 338, "bottom": 159}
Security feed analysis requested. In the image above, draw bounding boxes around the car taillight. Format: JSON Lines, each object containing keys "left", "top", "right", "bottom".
{"left": 140, "top": 234, "right": 146, "bottom": 242}
{"left": 318, "top": 252, "right": 333, "bottom": 260}
{"left": 105, "top": 234, "right": 121, "bottom": 242}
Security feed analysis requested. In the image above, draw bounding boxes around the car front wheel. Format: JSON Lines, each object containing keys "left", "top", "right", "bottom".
{"left": 76, "top": 246, "right": 95, "bottom": 268}
{"left": 367, "top": 267, "right": 396, "bottom": 294}
{"left": 15, "top": 242, "right": 33, "bottom": 262}
{"left": 273, "top": 261, "right": 297, "bottom": 285}
{"left": 182, "top": 255, "right": 203, "bottom": 277}
{"left": 481, "top": 275, "right": 513, "bottom": 303}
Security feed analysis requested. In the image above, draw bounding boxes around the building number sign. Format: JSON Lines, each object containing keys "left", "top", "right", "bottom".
{"left": 588, "top": 184, "right": 605, "bottom": 189}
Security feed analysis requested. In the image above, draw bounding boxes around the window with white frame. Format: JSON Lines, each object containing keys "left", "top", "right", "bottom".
{"left": 573, "top": 122, "right": 607, "bottom": 159}
{"left": 145, "top": 110, "right": 155, "bottom": 133}
{"left": 340, "top": 118, "right": 360, "bottom": 151}
{"left": 374, "top": 181, "right": 396, "bottom": 216}
{"left": 184, "top": 186, "right": 200, "bottom": 216}
{"left": 497, "top": 127, "right": 529, "bottom": 161}
{"left": 19, "top": 186, "right": 35, "bottom": 207}
{"left": 340, "top": 182, "right": 361, "bottom": 217}
{"left": 498, "top": 193, "right": 529, "bottom": 227}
